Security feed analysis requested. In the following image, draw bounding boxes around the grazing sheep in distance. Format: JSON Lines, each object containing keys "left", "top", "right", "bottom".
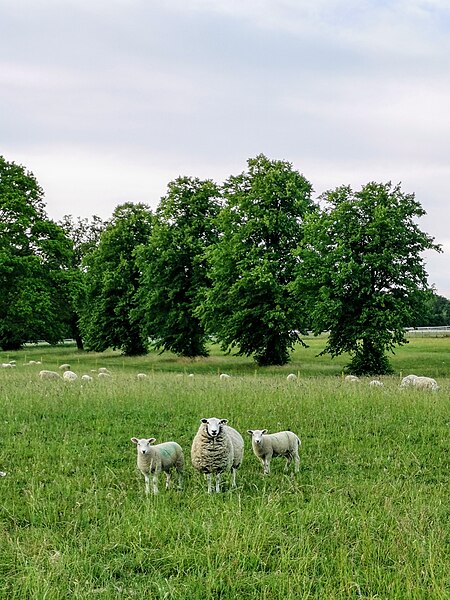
{"left": 98, "top": 367, "right": 111, "bottom": 375}
{"left": 39, "top": 370, "right": 61, "bottom": 380}
{"left": 286, "top": 373, "right": 297, "bottom": 382}
{"left": 0, "top": 471, "right": 6, "bottom": 477}
{"left": 136, "top": 373, "right": 147, "bottom": 380}
{"left": 131, "top": 437, "right": 184, "bottom": 495}
{"left": 219, "top": 373, "right": 231, "bottom": 380}
{"left": 81, "top": 374, "right": 93, "bottom": 382}
{"left": 98, "top": 372, "right": 111, "bottom": 379}
{"left": 400, "top": 374, "right": 439, "bottom": 391}
{"left": 59, "top": 364, "right": 71, "bottom": 371}
{"left": 247, "top": 429, "right": 301, "bottom": 475}
{"left": 63, "top": 370, "right": 78, "bottom": 381}
{"left": 191, "top": 418, "right": 244, "bottom": 493}
{"left": 369, "top": 380, "right": 384, "bottom": 387}
{"left": 344, "top": 375, "right": 359, "bottom": 382}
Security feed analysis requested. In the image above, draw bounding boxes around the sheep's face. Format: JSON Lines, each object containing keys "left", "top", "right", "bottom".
{"left": 247, "top": 429, "right": 268, "bottom": 445}
{"left": 131, "top": 438, "right": 156, "bottom": 454}
{"left": 201, "top": 418, "right": 227, "bottom": 438}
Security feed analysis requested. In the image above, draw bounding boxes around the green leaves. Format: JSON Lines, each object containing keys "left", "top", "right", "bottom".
{"left": 199, "top": 154, "right": 314, "bottom": 366}
{"left": 296, "top": 181, "right": 441, "bottom": 374}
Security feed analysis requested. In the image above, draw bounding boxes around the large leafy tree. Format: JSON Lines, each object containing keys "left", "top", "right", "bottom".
{"left": 0, "top": 156, "right": 74, "bottom": 350}
{"left": 136, "top": 177, "right": 221, "bottom": 357}
{"left": 79, "top": 203, "right": 153, "bottom": 356}
{"left": 296, "top": 182, "right": 441, "bottom": 375}
{"left": 59, "top": 215, "right": 105, "bottom": 350}
{"left": 198, "top": 154, "right": 314, "bottom": 366}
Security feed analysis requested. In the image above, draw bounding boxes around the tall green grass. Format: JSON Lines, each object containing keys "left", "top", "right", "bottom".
{"left": 0, "top": 341, "right": 449, "bottom": 598}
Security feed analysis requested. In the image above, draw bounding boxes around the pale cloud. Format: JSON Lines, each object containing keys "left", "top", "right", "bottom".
{"left": 1, "top": 0, "right": 449, "bottom": 297}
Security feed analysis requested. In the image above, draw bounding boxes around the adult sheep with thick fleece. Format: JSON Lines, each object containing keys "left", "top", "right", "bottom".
{"left": 400, "top": 374, "right": 439, "bottom": 391}
{"left": 247, "top": 429, "right": 301, "bottom": 475}
{"left": 39, "top": 370, "right": 61, "bottom": 380}
{"left": 131, "top": 437, "right": 184, "bottom": 495}
{"left": 191, "top": 417, "right": 244, "bottom": 493}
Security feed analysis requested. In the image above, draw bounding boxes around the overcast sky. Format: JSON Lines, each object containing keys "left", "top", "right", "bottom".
{"left": 1, "top": 0, "right": 449, "bottom": 297}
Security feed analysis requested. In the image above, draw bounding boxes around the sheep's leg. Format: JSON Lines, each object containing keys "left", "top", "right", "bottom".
{"left": 231, "top": 467, "right": 237, "bottom": 488}
{"left": 215, "top": 473, "right": 221, "bottom": 493}
{"left": 176, "top": 470, "right": 183, "bottom": 490}
{"left": 144, "top": 474, "right": 150, "bottom": 495}
{"left": 152, "top": 472, "right": 159, "bottom": 495}
{"left": 263, "top": 457, "right": 270, "bottom": 475}
{"left": 206, "top": 473, "right": 213, "bottom": 494}
{"left": 294, "top": 452, "right": 300, "bottom": 473}
{"left": 165, "top": 472, "right": 171, "bottom": 490}
{"left": 284, "top": 454, "right": 292, "bottom": 471}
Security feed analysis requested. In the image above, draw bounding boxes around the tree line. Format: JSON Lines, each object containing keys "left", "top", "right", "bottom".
{"left": 0, "top": 154, "right": 446, "bottom": 375}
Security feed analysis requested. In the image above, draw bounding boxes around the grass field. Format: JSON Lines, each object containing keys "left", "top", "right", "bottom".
{"left": 0, "top": 339, "right": 449, "bottom": 599}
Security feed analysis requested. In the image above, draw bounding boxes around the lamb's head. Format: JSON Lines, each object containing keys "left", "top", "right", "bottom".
{"left": 247, "top": 429, "right": 268, "bottom": 445}
{"left": 201, "top": 417, "right": 227, "bottom": 439}
{"left": 131, "top": 437, "right": 156, "bottom": 455}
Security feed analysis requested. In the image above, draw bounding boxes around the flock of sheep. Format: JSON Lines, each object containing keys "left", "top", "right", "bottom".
{"left": 1, "top": 362, "right": 441, "bottom": 486}
{"left": 132, "top": 418, "right": 302, "bottom": 495}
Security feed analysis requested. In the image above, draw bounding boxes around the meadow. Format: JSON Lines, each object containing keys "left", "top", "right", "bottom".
{"left": 0, "top": 337, "right": 449, "bottom": 599}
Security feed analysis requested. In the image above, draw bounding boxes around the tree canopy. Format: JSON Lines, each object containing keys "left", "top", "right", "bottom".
{"left": 296, "top": 181, "right": 441, "bottom": 374}
{"left": 136, "top": 176, "right": 221, "bottom": 357}
{"left": 197, "top": 154, "right": 315, "bottom": 366}
{"left": 0, "top": 156, "right": 73, "bottom": 350}
{"left": 79, "top": 203, "right": 153, "bottom": 356}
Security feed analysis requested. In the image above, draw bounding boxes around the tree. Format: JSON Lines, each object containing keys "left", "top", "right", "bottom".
{"left": 79, "top": 203, "right": 153, "bottom": 356}
{"left": 197, "top": 154, "right": 315, "bottom": 366}
{"left": 296, "top": 182, "right": 441, "bottom": 375}
{"left": 58, "top": 215, "right": 105, "bottom": 350}
{"left": 0, "top": 156, "right": 74, "bottom": 350}
{"left": 136, "top": 177, "right": 220, "bottom": 357}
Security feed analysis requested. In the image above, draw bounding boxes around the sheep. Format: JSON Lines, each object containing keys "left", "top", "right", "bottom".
{"left": 39, "top": 370, "right": 61, "bottom": 380}
{"left": 136, "top": 373, "right": 147, "bottom": 380}
{"left": 247, "top": 429, "right": 301, "bottom": 475}
{"left": 98, "top": 367, "right": 111, "bottom": 375}
{"left": 0, "top": 471, "right": 6, "bottom": 477}
{"left": 219, "top": 373, "right": 231, "bottom": 380}
{"left": 286, "top": 373, "right": 297, "bottom": 382}
{"left": 98, "top": 372, "right": 111, "bottom": 379}
{"left": 369, "top": 380, "right": 384, "bottom": 387}
{"left": 62, "top": 370, "right": 78, "bottom": 381}
{"left": 59, "top": 363, "right": 71, "bottom": 371}
{"left": 81, "top": 374, "right": 93, "bottom": 382}
{"left": 191, "top": 417, "right": 244, "bottom": 493}
{"left": 1, "top": 363, "right": 13, "bottom": 368}
{"left": 400, "top": 374, "right": 439, "bottom": 391}
{"left": 344, "top": 375, "right": 359, "bottom": 382}
{"left": 131, "top": 437, "right": 184, "bottom": 495}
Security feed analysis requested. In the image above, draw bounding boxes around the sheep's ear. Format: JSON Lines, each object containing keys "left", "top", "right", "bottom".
{"left": 201, "top": 418, "right": 208, "bottom": 423}
{"left": 262, "top": 429, "right": 268, "bottom": 434}
{"left": 131, "top": 438, "right": 139, "bottom": 444}
{"left": 247, "top": 430, "right": 254, "bottom": 436}
{"left": 148, "top": 438, "right": 156, "bottom": 445}
{"left": 220, "top": 419, "right": 228, "bottom": 425}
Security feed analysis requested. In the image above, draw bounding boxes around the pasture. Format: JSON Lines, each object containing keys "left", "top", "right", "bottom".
{"left": 0, "top": 338, "right": 449, "bottom": 599}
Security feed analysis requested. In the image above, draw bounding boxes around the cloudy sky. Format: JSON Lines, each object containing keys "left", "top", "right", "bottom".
{"left": 1, "top": 0, "right": 449, "bottom": 297}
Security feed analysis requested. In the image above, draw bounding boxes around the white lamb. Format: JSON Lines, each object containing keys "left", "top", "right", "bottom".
{"left": 191, "top": 417, "right": 244, "bottom": 493}
{"left": 63, "top": 370, "right": 78, "bottom": 381}
{"left": 98, "top": 367, "right": 111, "bottom": 375}
{"left": 219, "top": 373, "right": 231, "bottom": 380}
{"left": 131, "top": 437, "right": 184, "bottom": 495}
{"left": 81, "top": 374, "right": 93, "bottom": 382}
{"left": 136, "top": 373, "right": 147, "bottom": 380}
{"left": 286, "top": 373, "right": 297, "bottom": 381}
{"left": 344, "top": 375, "right": 359, "bottom": 382}
{"left": 98, "top": 372, "right": 111, "bottom": 379}
{"left": 39, "top": 370, "right": 61, "bottom": 380}
{"left": 400, "top": 374, "right": 439, "bottom": 391}
{"left": 247, "top": 429, "right": 301, "bottom": 475}
{"left": 59, "top": 364, "right": 71, "bottom": 371}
